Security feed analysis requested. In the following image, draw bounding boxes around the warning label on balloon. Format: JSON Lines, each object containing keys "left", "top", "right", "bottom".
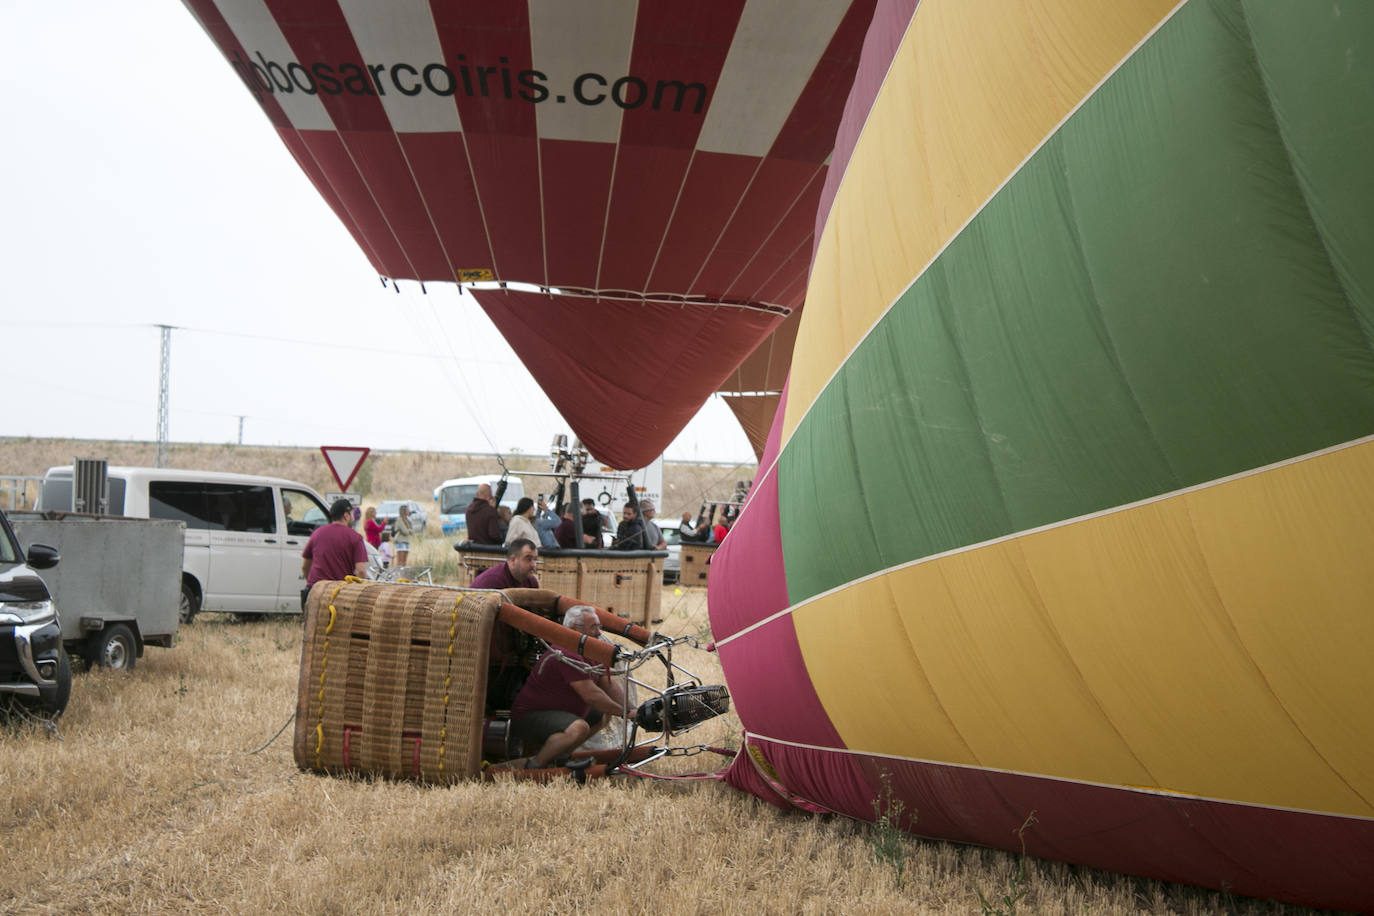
{"left": 458, "top": 269, "right": 494, "bottom": 282}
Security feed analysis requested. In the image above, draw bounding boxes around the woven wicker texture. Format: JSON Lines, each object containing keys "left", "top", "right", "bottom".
{"left": 458, "top": 552, "right": 663, "bottom": 624}
{"left": 680, "top": 544, "right": 717, "bottom": 587}
{"left": 293, "top": 580, "right": 499, "bottom": 784}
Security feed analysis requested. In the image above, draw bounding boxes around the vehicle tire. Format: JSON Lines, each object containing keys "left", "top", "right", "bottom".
{"left": 179, "top": 580, "right": 200, "bottom": 625}
{"left": 89, "top": 624, "right": 137, "bottom": 671}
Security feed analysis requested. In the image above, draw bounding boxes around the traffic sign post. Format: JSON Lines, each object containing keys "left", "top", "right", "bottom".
{"left": 320, "top": 446, "right": 370, "bottom": 492}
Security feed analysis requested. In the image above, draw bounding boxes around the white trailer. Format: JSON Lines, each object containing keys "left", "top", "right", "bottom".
{"left": 8, "top": 512, "right": 182, "bottom": 670}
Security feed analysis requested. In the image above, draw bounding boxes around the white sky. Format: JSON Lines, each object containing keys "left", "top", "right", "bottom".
{"left": 0, "top": 0, "right": 756, "bottom": 466}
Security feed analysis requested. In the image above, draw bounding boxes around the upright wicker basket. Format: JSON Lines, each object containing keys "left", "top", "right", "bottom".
{"left": 293, "top": 580, "right": 500, "bottom": 784}
{"left": 679, "top": 543, "right": 718, "bottom": 587}
{"left": 455, "top": 546, "right": 663, "bottom": 624}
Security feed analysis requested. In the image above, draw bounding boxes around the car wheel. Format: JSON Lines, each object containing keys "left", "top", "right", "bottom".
{"left": 179, "top": 580, "right": 200, "bottom": 625}
{"left": 90, "top": 623, "right": 137, "bottom": 671}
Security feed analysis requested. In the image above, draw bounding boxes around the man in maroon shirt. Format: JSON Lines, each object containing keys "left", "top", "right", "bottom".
{"left": 465, "top": 483, "right": 503, "bottom": 545}
{"left": 471, "top": 538, "right": 540, "bottom": 590}
{"left": 300, "top": 499, "right": 369, "bottom": 610}
{"left": 509, "top": 605, "right": 628, "bottom": 768}
{"left": 553, "top": 502, "right": 578, "bottom": 549}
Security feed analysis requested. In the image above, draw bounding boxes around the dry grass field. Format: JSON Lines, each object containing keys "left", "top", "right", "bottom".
{"left": 1, "top": 539, "right": 1327, "bottom": 915}
{"left": 0, "top": 441, "right": 1334, "bottom": 914}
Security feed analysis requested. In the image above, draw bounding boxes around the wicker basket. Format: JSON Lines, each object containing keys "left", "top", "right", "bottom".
{"left": 456, "top": 547, "right": 663, "bottom": 625}
{"left": 679, "top": 543, "right": 718, "bottom": 587}
{"left": 293, "top": 580, "right": 500, "bottom": 784}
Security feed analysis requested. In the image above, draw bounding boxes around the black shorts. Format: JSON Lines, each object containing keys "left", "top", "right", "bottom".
{"left": 511, "top": 708, "right": 603, "bottom": 750}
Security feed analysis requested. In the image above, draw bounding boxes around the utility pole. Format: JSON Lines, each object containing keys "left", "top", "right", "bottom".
{"left": 155, "top": 324, "right": 173, "bottom": 468}
{"left": 237, "top": 415, "right": 245, "bottom": 445}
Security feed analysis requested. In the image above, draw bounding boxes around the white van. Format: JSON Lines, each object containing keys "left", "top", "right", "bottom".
{"left": 433, "top": 475, "right": 523, "bottom": 536}
{"left": 37, "top": 466, "right": 336, "bottom": 618}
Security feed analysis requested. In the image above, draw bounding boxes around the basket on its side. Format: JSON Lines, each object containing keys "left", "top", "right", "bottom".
{"left": 293, "top": 580, "right": 500, "bottom": 784}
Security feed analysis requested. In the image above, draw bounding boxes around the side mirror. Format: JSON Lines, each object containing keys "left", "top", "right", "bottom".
{"left": 27, "top": 543, "right": 60, "bottom": 570}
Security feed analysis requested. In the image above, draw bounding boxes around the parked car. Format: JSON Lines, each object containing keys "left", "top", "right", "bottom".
{"left": 0, "top": 506, "right": 71, "bottom": 717}
{"left": 659, "top": 523, "right": 681, "bottom": 583}
{"left": 37, "top": 466, "right": 335, "bottom": 616}
{"left": 375, "top": 499, "right": 428, "bottom": 535}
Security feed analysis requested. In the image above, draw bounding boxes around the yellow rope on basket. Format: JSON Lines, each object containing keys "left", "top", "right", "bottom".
{"left": 436, "top": 594, "right": 463, "bottom": 778}
{"left": 314, "top": 582, "right": 349, "bottom": 767}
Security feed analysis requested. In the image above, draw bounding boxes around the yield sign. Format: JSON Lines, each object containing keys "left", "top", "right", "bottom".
{"left": 320, "top": 446, "right": 370, "bottom": 492}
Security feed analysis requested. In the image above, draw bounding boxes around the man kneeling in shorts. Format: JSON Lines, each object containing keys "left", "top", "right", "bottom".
{"left": 510, "top": 605, "right": 628, "bottom": 768}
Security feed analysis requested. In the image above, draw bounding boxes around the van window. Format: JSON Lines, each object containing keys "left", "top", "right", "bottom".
{"left": 282, "top": 487, "right": 329, "bottom": 536}
{"left": 149, "top": 482, "right": 277, "bottom": 533}
{"left": 438, "top": 481, "right": 522, "bottom": 514}
{"left": 445, "top": 486, "right": 483, "bottom": 516}
{"left": 148, "top": 482, "right": 207, "bottom": 527}
{"left": 37, "top": 475, "right": 125, "bottom": 514}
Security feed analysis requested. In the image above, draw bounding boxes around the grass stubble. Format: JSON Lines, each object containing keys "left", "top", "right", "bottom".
{"left": 0, "top": 542, "right": 1331, "bottom": 915}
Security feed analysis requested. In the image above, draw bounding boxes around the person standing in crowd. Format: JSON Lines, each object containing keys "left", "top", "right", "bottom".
{"left": 639, "top": 499, "right": 667, "bottom": 550}
{"left": 300, "top": 498, "right": 368, "bottom": 611}
{"left": 614, "top": 503, "right": 648, "bottom": 550}
{"left": 505, "top": 497, "right": 540, "bottom": 547}
{"left": 533, "top": 496, "right": 560, "bottom": 549}
{"left": 554, "top": 502, "right": 579, "bottom": 548}
{"left": 472, "top": 538, "right": 540, "bottom": 590}
{"left": 713, "top": 513, "right": 731, "bottom": 544}
{"left": 580, "top": 498, "right": 603, "bottom": 548}
{"left": 363, "top": 506, "right": 386, "bottom": 549}
{"left": 393, "top": 503, "right": 415, "bottom": 568}
{"left": 497, "top": 505, "right": 512, "bottom": 542}
{"left": 465, "top": 483, "right": 502, "bottom": 545}
{"left": 678, "top": 511, "right": 697, "bottom": 541}
{"left": 378, "top": 531, "right": 394, "bottom": 568}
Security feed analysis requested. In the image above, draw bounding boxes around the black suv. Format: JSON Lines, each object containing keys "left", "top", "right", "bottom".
{"left": 0, "top": 507, "right": 71, "bottom": 718}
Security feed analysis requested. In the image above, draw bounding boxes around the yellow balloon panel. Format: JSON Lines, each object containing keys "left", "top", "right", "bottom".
{"left": 785, "top": 0, "right": 1181, "bottom": 442}
{"left": 793, "top": 439, "right": 1374, "bottom": 817}
{"left": 1184, "top": 440, "right": 1374, "bottom": 802}
{"left": 789, "top": 576, "right": 979, "bottom": 767}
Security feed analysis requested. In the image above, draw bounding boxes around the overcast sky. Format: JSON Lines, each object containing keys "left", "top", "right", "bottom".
{"left": 0, "top": 1, "right": 756, "bottom": 466}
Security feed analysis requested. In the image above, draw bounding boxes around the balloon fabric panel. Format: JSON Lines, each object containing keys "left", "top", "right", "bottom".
{"left": 780, "top": 0, "right": 1374, "bottom": 602}
{"left": 713, "top": 0, "right": 1374, "bottom": 910}
{"left": 188, "top": 0, "right": 875, "bottom": 464}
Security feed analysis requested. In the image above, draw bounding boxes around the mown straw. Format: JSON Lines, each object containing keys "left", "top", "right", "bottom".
{"left": 1, "top": 589, "right": 1314, "bottom": 914}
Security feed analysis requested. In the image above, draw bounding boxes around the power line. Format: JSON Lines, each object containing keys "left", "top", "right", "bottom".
{"left": 0, "top": 319, "right": 519, "bottom": 366}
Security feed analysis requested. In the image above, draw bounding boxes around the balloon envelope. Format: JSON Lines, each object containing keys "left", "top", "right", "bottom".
{"left": 711, "top": 0, "right": 1374, "bottom": 912}
{"left": 183, "top": 0, "right": 876, "bottom": 467}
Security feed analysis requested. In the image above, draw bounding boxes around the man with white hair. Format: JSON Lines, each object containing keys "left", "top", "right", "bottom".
{"left": 509, "top": 605, "right": 628, "bottom": 768}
